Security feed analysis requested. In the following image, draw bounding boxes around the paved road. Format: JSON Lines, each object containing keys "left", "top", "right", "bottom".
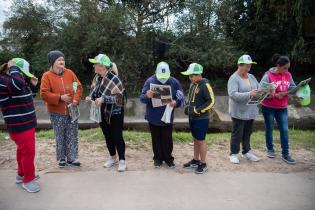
{"left": 0, "top": 169, "right": 314, "bottom": 210}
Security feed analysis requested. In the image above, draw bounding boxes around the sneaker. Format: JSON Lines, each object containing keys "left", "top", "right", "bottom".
{"left": 154, "top": 160, "right": 163, "bottom": 168}
{"left": 195, "top": 163, "right": 208, "bottom": 174}
{"left": 166, "top": 160, "right": 176, "bottom": 168}
{"left": 16, "top": 174, "right": 40, "bottom": 184}
{"left": 104, "top": 157, "right": 118, "bottom": 168}
{"left": 267, "top": 150, "right": 276, "bottom": 158}
{"left": 67, "top": 159, "right": 81, "bottom": 167}
{"left": 183, "top": 159, "right": 200, "bottom": 169}
{"left": 282, "top": 155, "right": 296, "bottom": 165}
{"left": 118, "top": 160, "right": 127, "bottom": 172}
{"left": 59, "top": 159, "right": 66, "bottom": 168}
{"left": 229, "top": 154, "right": 240, "bottom": 164}
{"left": 243, "top": 151, "right": 260, "bottom": 162}
{"left": 22, "top": 180, "right": 40, "bottom": 193}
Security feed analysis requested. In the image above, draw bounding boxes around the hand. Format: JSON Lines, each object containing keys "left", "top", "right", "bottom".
{"left": 250, "top": 89, "right": 258, "bottom": 97}
{"left": 72, "top": 100, "right": 79, "bottom": 106}
{"left": 30, "top": 77, "right": 38, "bottom": 86}
{"left": 275, "top": 92, "right": 285, "bottom": 99}
{"left": 60, "top": 94, "right": 72, "bottom": 103}
{"left": 146, "top": 90, "right": 154, "bottom": 98}
{"left": 169, "top": 100, "right": 177, "bottom": 108}
{"left": 95, "top": 97, "right": 103, "bottom": 106}
{"left": 85, "top": 96, "right": 91, "bottom": 102}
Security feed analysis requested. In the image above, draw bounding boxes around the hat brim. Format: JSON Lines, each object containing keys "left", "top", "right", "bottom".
{"left": 238, "top": 61, "right": 257, "bottom": 64}
{"left": 21, "top": 70, "right": 34, "bottom": 78}
{"left": 181, "top": 71, "right": 192, "bottom": 75}
{"left": 156, "top": 73, "right": 170, "bottom": 79}
{"left": 89, "top": 58, "right": 98, "bottom": 64}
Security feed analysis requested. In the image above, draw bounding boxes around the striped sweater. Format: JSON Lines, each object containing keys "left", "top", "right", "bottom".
{"left": 0, "top": 66, "right": 37, "bottom": 133}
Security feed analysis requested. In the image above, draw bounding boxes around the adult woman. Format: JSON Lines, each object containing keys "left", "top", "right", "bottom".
{"left": 260, "top": 54, "right": 296, "bottom": 164}
{"left": 40, "top": 50, "right": 83, "bottom": 168}
{"left": 227, "top": 55, "right": 260, "bottom": 164}
{"left": 86, "top": 54, "right": 127, "bottom": 172}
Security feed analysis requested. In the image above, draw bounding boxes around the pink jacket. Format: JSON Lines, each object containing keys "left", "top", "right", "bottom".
{"left": 261, "top": 68, "right": 296, "bottom": 109}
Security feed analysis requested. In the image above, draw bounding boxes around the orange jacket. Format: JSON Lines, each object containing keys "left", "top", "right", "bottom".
{"left": 40, "top": 68, "right": 83, "bottom": 115}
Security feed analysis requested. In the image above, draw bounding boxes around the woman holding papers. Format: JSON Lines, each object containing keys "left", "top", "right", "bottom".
{"left": 140, "top": 61, "right": 184, "bottom": 168}
{"left": 260, "top": 54, "right": 297, "bottom": 164}
{"left": 227, "top": 55, "right": 260, "bottom": 164}
{"left": 86, "top": 54, "right": 127, "bottom": 172}
{"left": 40, "top": 50, "right": 83, "bottom": 168}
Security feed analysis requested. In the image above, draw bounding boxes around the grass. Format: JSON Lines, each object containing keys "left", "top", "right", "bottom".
{"left": 1, "top": 129, "right": 314, "bottom": 150}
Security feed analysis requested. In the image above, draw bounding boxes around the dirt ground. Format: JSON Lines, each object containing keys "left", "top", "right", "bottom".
{"left": 0, "top": 138, "right": 314, "bottom": 174}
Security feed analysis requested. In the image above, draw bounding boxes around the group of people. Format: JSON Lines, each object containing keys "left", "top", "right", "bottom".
{"left": 0, "top": 51, "right": 298, "bottom": 193}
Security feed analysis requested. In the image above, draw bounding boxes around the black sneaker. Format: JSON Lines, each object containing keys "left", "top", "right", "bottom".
{"left": 166, "top": 160, "right": 176, "bottom": 168}
{"left": 183, "top": 159, "right": 200, "bottom": 169}
{"left": 154, "top": 160, "right": 162, "bottom": 168}
{"left": 281, "top": 155, "right": 296, "bottom": 165}
{"left": 195, "top": 163, "right": 208, "bottom": 174}
{"left": 59, "top": 159, "right": 66, "bottom": 168}
{"left": 67, "top": 160, "right": 81, "bottom": 167}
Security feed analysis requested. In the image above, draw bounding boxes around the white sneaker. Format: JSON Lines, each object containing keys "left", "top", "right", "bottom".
{"left": 229, "top": 154, "right": 240, "bottom": 164}
{"left": 118, "top": 160, "right": 127, "bottom": 172}
{"left": 243, "top": 151, "right": 260, "bottom": 162}
{"left": 104, "top": 157, "right": 118, "bottom": 168}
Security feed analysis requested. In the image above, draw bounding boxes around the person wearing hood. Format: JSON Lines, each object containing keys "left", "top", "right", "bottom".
{"left": 227, "top": 55, "right": 260, "bottom": 164}
{"left": 40, "top": 50, "right": 83, "bottom": 168}
{"left": 0, "top": 58, "right": 40, "bottom": 193}
{"left": 181, "top": 63, "right": 215, "bottom": 174}
{"left": 140, "top": 61, "right": 184, "bottom": 168}
{"left": 260, "top": 54, "right": 297, "bottom": 164}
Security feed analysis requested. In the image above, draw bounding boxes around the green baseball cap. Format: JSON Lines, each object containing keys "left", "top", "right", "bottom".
{"left": 89, "top": 54, "right": 112, "bottom": 67}
{"left": 156, "top": 61, "right": 170, "bottom": 79}
{"left": 237, "top": 55, "right": 257, "bottom": 64}
{"left": 181, "top": 63, "right": 203, "bottom": 75}
{"left": 296, "top": 84, "right": 311, "bottom": 106}
{"left": 12, "top": 58, "right": 34, "bottom": 78}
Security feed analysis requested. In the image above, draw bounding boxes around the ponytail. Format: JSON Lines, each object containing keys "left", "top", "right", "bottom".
{"left": 111, "top": 62, "right": 119, "bottom": 76}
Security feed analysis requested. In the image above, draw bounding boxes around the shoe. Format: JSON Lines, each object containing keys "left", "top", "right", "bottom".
{"left": 243, "top": 151, "right": 260, "bottom": 162}
{"left": 67, "top": 159, "right": 81, "bottom": 167}
{"left": 104, "top": 157, "right": 118, "bottom": 168}
{"left": 195, "top": 163, "right": 208, "bottom": 174}
{"left": 16, "top": 174, "right": 40, "bottom": 184}
{"left": 22, "top": 180, "right": 40, "bottom": 193}
{"left": 118, "top": 160, "right": 127, "bottom": 172}
{"left": 229, "top": 154, "right": 240, "bottom": 164}
{"left": 154, "top": 160, "right": 162, "bottom": 168}
{"left": 183, "top": 159, "right": 200, "bottom": 168}
{"left": 166, "top": 160, "right": 175, "bottom": 168}
{"left": 267, "top": 150, "right": 276, "bottom": 158}
{"left": 282, "top": 155, "right": 296, "bottom": 165}
{"left": 59, "top": 159, "right": 66, "bottom": 168}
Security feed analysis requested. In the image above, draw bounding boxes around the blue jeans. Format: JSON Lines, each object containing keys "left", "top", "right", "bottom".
{"left": 262, "top": 105, "right": 289, "bottom": 157}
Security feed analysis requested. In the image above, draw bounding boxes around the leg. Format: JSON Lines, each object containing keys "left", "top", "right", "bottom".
{"left": 99, "top": 120, "right": 116, "bottom": 157}
{"left": 242, "top": 119, "right": 254, "bottom": 154}
{"left": 65, "top": 116, "right": 79, "bottom": 162}
{"left": 193, "top": 139, "right": 200, "bottom": 160}
{"left": 198, "top": 141, "right": 208, "bottom": 163}
{"left": 110, "top": 113, "right": 126, "bottom": 160}
{"left": 160, "top": 124, "right": 174, "bottom": 163}
{"left": 50, "top": 114, "right": 66, "bottom": 161}
{"left": 262, "top": 106, "right": 275, "bottom": 152}
{"left": 230, "top": 118, "right": 245, "bottom": 155}
{"left": 149, "top": 123, "right": 162, "bottom": 161}
{"left": 275, "top": 108, "right": 289, "bottom": 157}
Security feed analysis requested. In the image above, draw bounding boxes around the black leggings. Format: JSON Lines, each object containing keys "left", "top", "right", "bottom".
{"left": 99, "top": 110, "right": 125, "bottom": 160}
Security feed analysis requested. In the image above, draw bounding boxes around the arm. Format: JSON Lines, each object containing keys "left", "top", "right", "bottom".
{"left": 174, "top": 79, "right": 185, "bottom": 108}
{"left": 139, "top": 79, "right": 151, "bottom": 104}
{"left": 40, "top": 73, "right": 61, "bottom": 105}
{"left": 72, "top": 72, "right": 83, "bottom": 102}
{"left": 288, "top": 74, "right": 297, "bottom": 91}
{"left": 196, "top": 82, "right": 215, "bottom": 113}
{"left": 6, "top": 66, "right": 27, "bottom": 94}
{"left": 228, "top": 76, "right": 250, "bottom": 103}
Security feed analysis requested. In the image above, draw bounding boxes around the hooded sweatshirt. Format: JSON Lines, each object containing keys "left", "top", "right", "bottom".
{"left": 260, "top": 67, "right": 296, "bottom": 109}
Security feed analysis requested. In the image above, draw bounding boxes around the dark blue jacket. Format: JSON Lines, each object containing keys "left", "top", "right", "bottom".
{"left": 139, "top": 75, "right": 184, "bottom": 126}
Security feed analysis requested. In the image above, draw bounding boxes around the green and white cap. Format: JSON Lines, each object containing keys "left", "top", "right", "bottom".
{"left": 296, "top": 84, "right": 311, "bottom": 106}
{"left": 89, "top": 54, "right": 112, "bottom": 67}
{"left": 156, "top": 61, "right": 170, "bottom": 79}
{"left": 237, "top": 55, "right": 257, "bottom": 64}
{"left": 12, "top": 58, "right": 34, "bottom": 78}
{"left": 181, "top": 63, "right": 203, "bottom": 75}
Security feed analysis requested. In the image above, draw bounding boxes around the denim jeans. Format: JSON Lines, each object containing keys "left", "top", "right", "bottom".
{"left": 262, "top": 105, "right": 289, "bottom": 157}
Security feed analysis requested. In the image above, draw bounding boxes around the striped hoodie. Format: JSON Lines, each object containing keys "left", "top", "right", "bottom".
{"left": 0, "top": 66, "right": 37, "bottom": 133}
